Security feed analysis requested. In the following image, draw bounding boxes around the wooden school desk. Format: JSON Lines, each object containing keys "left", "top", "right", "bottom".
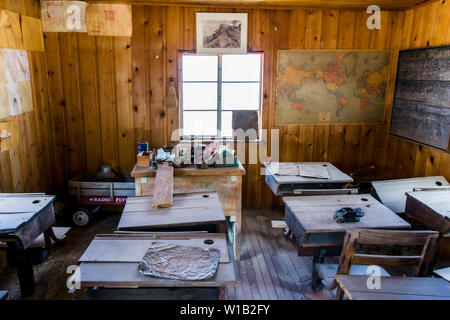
{"left": 264, "top": 162, "right": 353, "bottom": 196}
{"left": 78, "top": 233, "right": 235, "bottom": 299}
{"left": 131, "top": 162, "right": 246, "bottom": 260}
{"left": 283, "top": 194, "right": 411, "bottom": 289}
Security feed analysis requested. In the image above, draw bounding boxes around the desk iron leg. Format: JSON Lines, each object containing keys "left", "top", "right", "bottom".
{"left": 7, "top": 243, "right": 35, "bottom": 297}
{"left": 44, "top": 227, "right": 66, "bottom": 250}
{"left": 218, "top": 287, "right": 227, "bottom": 300}
{"left": 311, "top": 247, "right": 326, "bottom": 291}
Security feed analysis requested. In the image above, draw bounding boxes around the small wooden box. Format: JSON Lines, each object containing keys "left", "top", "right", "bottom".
{"left": 136, "top": 151, "right": 151, "bottom": 167}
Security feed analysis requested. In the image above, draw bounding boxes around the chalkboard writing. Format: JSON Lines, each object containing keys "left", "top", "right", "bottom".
{"left": 390, "top": 46, "right": 450, "bottom": 152}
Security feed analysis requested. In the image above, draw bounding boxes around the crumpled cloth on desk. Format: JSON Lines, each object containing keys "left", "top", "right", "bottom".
{"left": 138, "top": 241, "right": 220, "bottom": 281}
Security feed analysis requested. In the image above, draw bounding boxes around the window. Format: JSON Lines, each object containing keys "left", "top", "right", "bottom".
{"left": 180, "top": 53, "right": 262, "bottom": 139}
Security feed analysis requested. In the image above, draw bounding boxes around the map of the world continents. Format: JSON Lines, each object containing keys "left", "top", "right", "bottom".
{"left": 275, "top": 50, "right": 391, "bottom": 124}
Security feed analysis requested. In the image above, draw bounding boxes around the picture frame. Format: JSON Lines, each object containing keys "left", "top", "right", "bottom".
{"left": 196, "top": 13, "right": 247, "bottom": 54}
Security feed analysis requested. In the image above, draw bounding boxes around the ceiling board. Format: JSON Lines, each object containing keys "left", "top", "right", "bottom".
{"left": 84, "top": 0, "right": 435, "bottom": 11}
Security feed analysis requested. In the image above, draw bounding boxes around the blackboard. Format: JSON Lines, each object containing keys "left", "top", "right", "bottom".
{"left": 390, "top": 46, "right": 450, "bottom": 152}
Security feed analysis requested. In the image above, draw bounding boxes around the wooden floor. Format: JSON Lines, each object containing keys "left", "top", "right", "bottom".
{"left": 227, "top": 209, "right": 313, "bottom": 300}
{"left": 0, "top": 208, "right": 330, "bottom": 300}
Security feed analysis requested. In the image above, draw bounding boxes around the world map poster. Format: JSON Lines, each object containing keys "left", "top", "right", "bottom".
{"left": 275, "top": 50, "right": 391, "bottom": 125}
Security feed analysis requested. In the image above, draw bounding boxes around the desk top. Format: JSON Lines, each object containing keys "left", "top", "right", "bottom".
{"left": 335, "top": 275, "right": 450, "bottom": 300}
{"left": 406, "top": 189, "right": 450, "bottom": 219}
{"left": 78, "top": 233, "right": 235, "bottom": 288}
{"left": 0, "top": 194, "right": 55, "bottom": 233}
{"left": 117, "top": 192, "right": 226, "bottom": 231}
{"left": 284, "top": 194, "right": 410, "bottom": 234}
{"left": 264, "top": 162, "right": 353, "bottom": 185}
{"left": 371, "top": 176, "right": 450, "bottom": 213}
{"left": 132, "top": 161, "right": 246, "bottom": 178}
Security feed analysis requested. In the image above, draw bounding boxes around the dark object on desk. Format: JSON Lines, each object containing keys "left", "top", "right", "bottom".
{"left": 405, "top": 189, "right": 450, "bottom": 234}
{"left": 138, "top": 242, "right": 220, "bottom": 281}
{"left": 0, "top": 194, "right": 63, "bottom": 296}
{"left": 390, "top": 45, "right": 450, "bottom": 152}
{"left": 334, "top": 207, "right": 364, "bottom": 223}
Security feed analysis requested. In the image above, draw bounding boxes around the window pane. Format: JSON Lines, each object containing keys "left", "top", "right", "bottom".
{"left": 183, "top": 83, "right": 217, "bottom": 110}
{"left": 222, "top": 54, "right": 261, "bottom": 81}
{"left": 183, "top": 111, "right": 217, "bottom": 136}
{"left": 182, "top": 55, "right": 218, "bottom": 81}
{"left": 222, "top": 83, "right": 260, "bottom": 110}
{"left": 221, "top": 111, "right": 233, "bottom": 137}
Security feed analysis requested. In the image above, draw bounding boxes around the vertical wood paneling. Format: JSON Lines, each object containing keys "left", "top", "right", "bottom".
{"left": 36, "top": 2, "right": 449, "bottom": 209}
{"left": 97, "top": 36, "right": 118, "bottom": 168}
{"left": 115, "top": 37, "right": 135, "bottom": 172}
{"left": 60, "top": 33, "right": 86, "bottom": 175}
{"left": 388, "top": 0, "right": 450, "bottom": 181}
{"left": 0, "top": 0, "right": 53, "bottom": 194}
{"left": 78, "top": 34, "right": 102, "bottom": 172}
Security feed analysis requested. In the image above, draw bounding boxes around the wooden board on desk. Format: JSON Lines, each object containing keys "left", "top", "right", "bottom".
{"left": 405, "top": 189, "right": 450, "bottom": 234}
{"left": 371, "top": 176, "right": 449, "bottom": 213}
{"left": 78, "top": 233, "right": 235, "bottom": 288}
{"left": 118, "top": 192, "right": 226, "bottom": 231}
{"left": 152, "top": 163, "right": 173, "bottom": 208}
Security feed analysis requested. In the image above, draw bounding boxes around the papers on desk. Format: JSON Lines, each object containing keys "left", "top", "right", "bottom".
{"left": 269, "top": 163, "right": 330, "bottom": 179}
{"left": 298, "top": 163, "right": 330, "bottom": 179}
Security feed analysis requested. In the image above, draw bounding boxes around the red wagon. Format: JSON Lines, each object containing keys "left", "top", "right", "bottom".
{"left": 68, "top": 172, "right": 135, "bottom": 226}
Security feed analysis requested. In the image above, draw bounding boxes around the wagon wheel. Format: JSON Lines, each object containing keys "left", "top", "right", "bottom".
{"left": 71, "top": 208, "right": 92, "bottom": 227}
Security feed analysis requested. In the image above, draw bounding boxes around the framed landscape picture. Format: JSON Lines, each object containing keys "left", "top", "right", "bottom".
{"left": 196, "top": 13, "right": 247, "bottom": 54}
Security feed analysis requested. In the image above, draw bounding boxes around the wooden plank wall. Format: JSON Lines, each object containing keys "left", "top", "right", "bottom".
{"left": 383, "top": 0, "right": 450, "bottom": 183}
{"left": 35, "top": 1, "right": 449, "bottom": 208}
{"left": 0, "top": 0, "right": 54, "bottom": 194}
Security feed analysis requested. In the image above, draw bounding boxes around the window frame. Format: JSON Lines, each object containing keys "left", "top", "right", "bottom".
{"left": 178, "top": 51, "right": 263, "bottom": 141}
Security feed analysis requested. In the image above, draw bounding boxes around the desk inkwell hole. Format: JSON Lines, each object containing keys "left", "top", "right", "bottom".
{"left": 204, "top": 239, "right": 214, "bottom": 245}
{"left": 436, "top": 181, "right": 443, "bottom": 186}
{"left": 32, "top": 200, "right": 40, "bottom": 204}
{"left": 202, "top": 195, "right": 209, "bottom": 198}
{"left": 361, "top": 198, "right": 368, "bottom": 202}
{"left": 322, "top": 164, "right": 328, "bottom": 167}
